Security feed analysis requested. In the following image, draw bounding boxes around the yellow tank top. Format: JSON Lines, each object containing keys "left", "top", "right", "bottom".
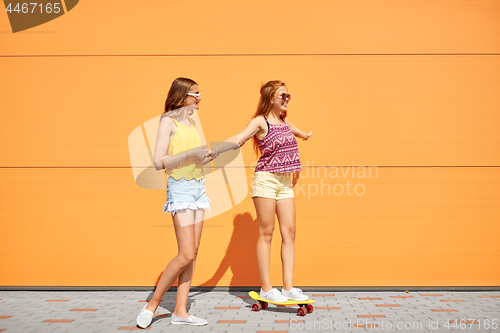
{"left": 167, "top": 118, "right": 204, "bottom": 180}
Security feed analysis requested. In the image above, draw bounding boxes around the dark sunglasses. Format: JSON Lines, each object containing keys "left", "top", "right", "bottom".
{"left": 277, "top": 93, "right": 291, "bottom": 101}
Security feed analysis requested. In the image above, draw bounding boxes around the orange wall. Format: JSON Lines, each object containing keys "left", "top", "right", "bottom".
{"left": 1, "top": 0, "right": 499, "bottom": 287}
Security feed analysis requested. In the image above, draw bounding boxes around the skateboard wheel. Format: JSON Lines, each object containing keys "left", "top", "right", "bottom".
{"left": 297, "top": 307, "right": 307, "bottom": 316}
{"left": 252, "top": 302, "right": 262, "bottom": 311}
{"left": 306, "top": 304, "right": 314, "bottom": 313}
{"left": 260, "top": 301, "right": 268, "bottom": 309}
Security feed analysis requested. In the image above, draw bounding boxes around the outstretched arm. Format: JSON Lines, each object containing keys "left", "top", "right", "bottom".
{"left": 285, "top": 118, "right": 312, "bottom": 140}
{"left": 210, "top": 116, "right": 267, "bottom": 158}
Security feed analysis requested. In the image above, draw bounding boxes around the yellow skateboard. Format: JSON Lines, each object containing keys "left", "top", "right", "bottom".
{"left": 249, "top": 291, "right": 315, "bottom": 316}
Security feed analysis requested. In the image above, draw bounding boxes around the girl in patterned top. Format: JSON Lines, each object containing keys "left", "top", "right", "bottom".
{"left": 219, "top": 80, "right": 312, "bottom": 303}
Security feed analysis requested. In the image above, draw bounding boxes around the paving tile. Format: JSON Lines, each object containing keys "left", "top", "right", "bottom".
{"left": 358, "top": 314, "right": 386, "bottom": 318}
{"left": 351, "top": 323, "right": 380, "bottom": 328}
{"left": 448, "top": 320, "right": 479, "bottom": 324}
{"left": 359, "top": 297, "right": 382, "bottom": 300}
{"left": 117, "top": 326, "right": 150, "bottom": 330}
{"left": 275, "top": 319, "right": 304, "bottom": 323}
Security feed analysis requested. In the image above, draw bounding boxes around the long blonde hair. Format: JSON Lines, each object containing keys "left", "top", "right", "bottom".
{"left": 162, "top": 77, "right": 197, "bottom": 117}
{"left": 252, "top": 80, "right": 287, "bottom": 155}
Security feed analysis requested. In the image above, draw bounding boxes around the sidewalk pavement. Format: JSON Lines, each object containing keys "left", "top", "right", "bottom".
{"left": 0, "top": 290, "right": 499, "bottom": 333}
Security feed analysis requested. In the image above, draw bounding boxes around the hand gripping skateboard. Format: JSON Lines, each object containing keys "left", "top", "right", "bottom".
{"left": 249, "top": 291, "right": 315, "bottom": 316}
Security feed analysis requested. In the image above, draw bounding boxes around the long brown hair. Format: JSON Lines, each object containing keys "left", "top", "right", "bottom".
{"left": 163, "top": 77, "right": 197, "bottom": 115}
{"left": 252, "top": 80, "right": 287, "bottom": 155}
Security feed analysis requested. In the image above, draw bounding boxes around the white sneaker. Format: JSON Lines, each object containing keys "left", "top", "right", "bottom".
{"left": 136, "top": 304, "right": 154, "bottom": 328}
{"left": 282, "top": 287, "right": 309, "bottom": 301}
{"left": 171, "top": 314, "right": 207, "bottom": 326}
{"left": 260, "top": 288, "right": 288, "bottom": 303}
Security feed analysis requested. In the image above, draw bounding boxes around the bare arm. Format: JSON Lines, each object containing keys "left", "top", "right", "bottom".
{"left": 211, "top": 116, "right": 267, "bottom": 157}
{"left": 292, "top": 170, "right": 300, "bottom": 186}
{"left": 285, "top": 118, "right": 312, "bottom": 140}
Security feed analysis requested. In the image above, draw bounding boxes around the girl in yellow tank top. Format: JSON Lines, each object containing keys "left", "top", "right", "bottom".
{"left": 167, "top": 117, "right": 204, "bottom": 181}
{"left": 136, "top": 78, "right": 214, "bottom": 328}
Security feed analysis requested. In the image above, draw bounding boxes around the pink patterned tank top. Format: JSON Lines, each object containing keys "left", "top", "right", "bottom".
{"left": 255, "top": 116, "right": 302, "bottom": 173}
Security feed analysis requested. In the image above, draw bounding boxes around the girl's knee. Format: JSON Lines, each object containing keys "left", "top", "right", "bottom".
{"left": 281, "top": 227, "right": 296, "bottom": 242}
{"left": 259, "top": 229, "right": 274, "bottom": 243}
{"left": 177, "top": 251, "right": 196, "bottom": 266}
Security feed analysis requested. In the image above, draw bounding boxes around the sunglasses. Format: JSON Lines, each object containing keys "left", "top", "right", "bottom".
{"left": 187, "top": 92, "right": 201, "bottom": 100}
{"left": 277, "top": 93, "right": 291, "bottom": 101}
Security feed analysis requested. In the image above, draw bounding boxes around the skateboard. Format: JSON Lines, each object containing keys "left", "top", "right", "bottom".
{"left": 248, "top": 291, "right": 315, "bottom": 316}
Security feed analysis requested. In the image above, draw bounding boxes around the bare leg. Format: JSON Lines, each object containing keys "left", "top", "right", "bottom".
{"left": 145, "top": 210, "right": 198, "bottom": 313}
{"left": 276, "top": 198, "right": 296, "bottom": 291}
{"left": 253, "top": 197, "right": 277, "bottom": 292}
{"left": 173, "top": 209, "right": 205, "bottom": 317}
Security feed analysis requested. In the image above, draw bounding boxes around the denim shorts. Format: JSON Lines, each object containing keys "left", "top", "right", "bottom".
{"left": 163, "top": 177, "right": 211, "bottom": 216}
{"left": 251, "top": 171, "right": 295, "bottom": 200}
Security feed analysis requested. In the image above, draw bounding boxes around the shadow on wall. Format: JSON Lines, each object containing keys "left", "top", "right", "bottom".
{"left": 199, "top": 212, "right": 260, "bottom": 288}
